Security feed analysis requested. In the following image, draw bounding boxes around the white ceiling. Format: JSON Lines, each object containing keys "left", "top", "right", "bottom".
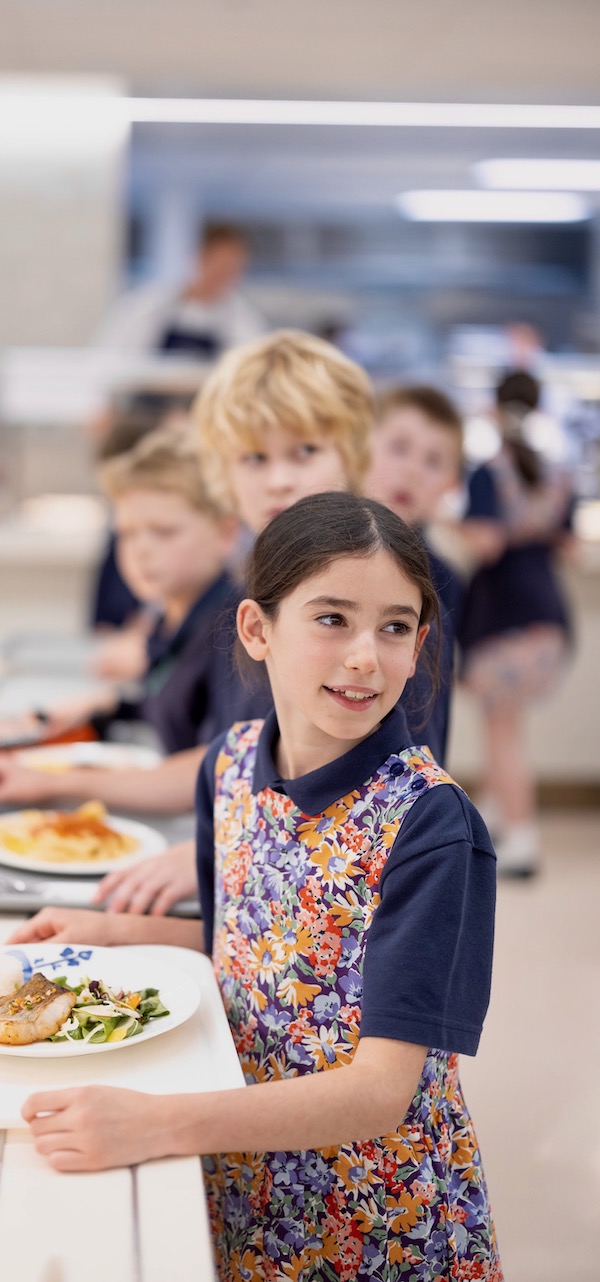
{"left": 1, "top": 0, "right": 600, "bottom": 103}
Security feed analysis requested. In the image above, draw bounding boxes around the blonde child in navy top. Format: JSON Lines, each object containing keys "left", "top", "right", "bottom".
{"left": 0, "top": 331, "right": 371, "bottom": 844}
{"left": 13, "top": 491, "right": 501, "bottom": 1282}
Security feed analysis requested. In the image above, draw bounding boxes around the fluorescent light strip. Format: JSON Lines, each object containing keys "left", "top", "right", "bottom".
{"left": 396, "top": 189, "right": 589, "bottom": 222}
{"left": 475, "top": 158, "right": 600, "bottom": 189}
{"left": 126, "top": 99, "right": 600, "bottom": 129}
{"left": 2, "top": 93, "right": 600, "bottom": 133}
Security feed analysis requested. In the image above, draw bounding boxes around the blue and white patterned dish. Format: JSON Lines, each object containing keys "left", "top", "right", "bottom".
{"left": 0, "top": 943, "right": 200, "bottom": 1057}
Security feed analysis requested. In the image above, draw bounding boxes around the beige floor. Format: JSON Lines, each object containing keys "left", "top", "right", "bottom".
{"left": 459, "top": 809, "right": 600, "bottom": 1281}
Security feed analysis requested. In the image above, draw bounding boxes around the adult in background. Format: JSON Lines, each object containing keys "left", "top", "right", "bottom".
{"left": 94, "top": 223, "right": 265, "bottom": 360}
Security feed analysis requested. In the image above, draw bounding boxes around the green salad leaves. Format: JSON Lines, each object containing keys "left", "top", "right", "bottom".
{"left": 50, "top": 976, "right": 170, "bottom": 1045}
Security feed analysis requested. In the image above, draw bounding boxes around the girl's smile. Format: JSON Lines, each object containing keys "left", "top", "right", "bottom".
{"left": 323, "top": 685, "right": 381, "bottom": 711}
{"left": 238, "top": 549, "right": 429, "bottom": 778}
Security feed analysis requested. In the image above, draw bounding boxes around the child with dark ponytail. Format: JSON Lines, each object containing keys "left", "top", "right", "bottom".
{"left": 457, "top": 370, "right": 575, "bottom": 875}
{"left": 14, "top": 492, "right": 502, "bottom": 1281}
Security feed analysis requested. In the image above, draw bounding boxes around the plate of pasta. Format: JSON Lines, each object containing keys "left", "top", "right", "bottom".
{"left": 0, "top": 802, "right": 167, "bottom": 875}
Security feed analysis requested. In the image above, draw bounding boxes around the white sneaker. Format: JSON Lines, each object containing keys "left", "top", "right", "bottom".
{"left": 495, "top": 822, "right": 540, "bottom": 878}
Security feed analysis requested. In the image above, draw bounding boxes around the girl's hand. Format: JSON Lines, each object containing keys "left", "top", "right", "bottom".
{"left": 5, "top": 907, "right": 119, "bottom": 946}
{"left": 23, "top": 1086, "right": 170, "bottom": 1171}
{"left": 93, "top": 841, "right": 197, "bottom": 915}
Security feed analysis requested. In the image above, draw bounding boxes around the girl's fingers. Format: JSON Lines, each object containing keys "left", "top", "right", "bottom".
{"left": 22, "top": 1089, "right": 74, "bottom": 1122}
{"left": 11, "top": 908, "right": 116, "bottom": 948}
{"left": 4, "top": 921, "right": 36, "bottom": 943}
{"left": 94, "top": 862, "right": 150, "bottom": 904}
{"left": 29, "top": 1113, "right": 73, "bottom": 1137}
{"left": 48, "top": 1149, "right": 90, "bottom": 1172}
{"left": 34, "top": 1134, "right": 77, "bottom": 1157}
{"left": 92, "top": 869, "right": 125, "bottom": 903}
{"left": 5, "top": 912, "right": 60, "bottom": 944}
{"left": 107, "top": 876, "right": 150, "bottom": 913}
{"left": 126, "top": 885, "right": 159, "bottom": 915}
{"left": 150, "top": 885, "right": 180, "bottom": 916}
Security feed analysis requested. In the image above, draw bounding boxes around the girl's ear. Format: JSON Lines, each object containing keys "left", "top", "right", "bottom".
{"left": 236, "top": 598, "right": 271, "bottom": 662}
{"left": 407, "top": 623, "right": 430, "bottom": 679}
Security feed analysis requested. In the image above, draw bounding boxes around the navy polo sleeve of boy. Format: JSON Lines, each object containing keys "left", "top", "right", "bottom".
{"left": 360, "top": 785, "right": 496, "bottom": 1056}
{"left": 195, "top": 733, "right": 227, "bottom": 952}
{"left": 465, "top": 465, "right": 501, "bottom": 521}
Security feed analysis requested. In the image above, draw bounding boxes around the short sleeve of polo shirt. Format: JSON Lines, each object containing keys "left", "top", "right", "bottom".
{"left": 465, "top": 465, "right": 501, "bottom": 522}
{"left": 360, "top": 784, "right": 496, "bottom": 1056}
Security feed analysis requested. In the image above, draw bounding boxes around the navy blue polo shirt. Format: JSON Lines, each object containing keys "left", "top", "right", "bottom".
{"left": 458, "top": 462, "right": 572, "bottom": 656}
{"left": 196, "top": 706, "right": 496, "bottom": 1056}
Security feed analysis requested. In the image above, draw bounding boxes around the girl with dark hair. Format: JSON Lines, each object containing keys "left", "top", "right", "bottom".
{"left": 457, "top": 370, "right": 575, "bottom": 876}
{"left": 12, "top": 492, "right": 501, "bottom": 1281}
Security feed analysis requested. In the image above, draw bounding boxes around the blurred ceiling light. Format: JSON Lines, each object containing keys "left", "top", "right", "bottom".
{"left": 2, "top": 90, "right": 600, "bottom": 134}
{"left": 396, "top": 189, "right": 589, "bottom": 222}
{"left": 126, "top": 100, "right": 600, "bottom": 129}
{"left": 475, "top": 159, "right": 600, "bottom": 189}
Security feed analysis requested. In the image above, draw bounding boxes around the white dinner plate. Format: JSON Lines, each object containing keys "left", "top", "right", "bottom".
{"left": 17, "top": 742, "right": 162, "bottom": 773}
{"left": 0, "top": 944, "right": 200, "bottom": 1057}
{"left": 0, "top": 811, "right": 167, "bottom": 876}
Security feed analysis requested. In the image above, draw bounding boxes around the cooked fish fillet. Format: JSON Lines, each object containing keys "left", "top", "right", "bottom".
{"left": 0, "top": 972, "right": 76, "bottom": 1045}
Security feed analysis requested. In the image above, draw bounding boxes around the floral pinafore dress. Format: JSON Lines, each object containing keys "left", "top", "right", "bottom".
{"left": 203, "top": 722, "right": 502, "bottom": 1282}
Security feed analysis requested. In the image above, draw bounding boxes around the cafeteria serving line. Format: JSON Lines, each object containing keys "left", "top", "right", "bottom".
{"left": 1, "top": 3, "right": 600, "bottom": 1277}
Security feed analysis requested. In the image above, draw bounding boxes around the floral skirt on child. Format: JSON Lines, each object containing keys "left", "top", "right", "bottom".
{"left": 203, "top": 1048, "right": 502, "bottom": 1281}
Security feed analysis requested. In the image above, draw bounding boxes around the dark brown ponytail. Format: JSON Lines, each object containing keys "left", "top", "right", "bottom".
{"left": 496, "top": 369, "right": 543, "bottom": 489}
